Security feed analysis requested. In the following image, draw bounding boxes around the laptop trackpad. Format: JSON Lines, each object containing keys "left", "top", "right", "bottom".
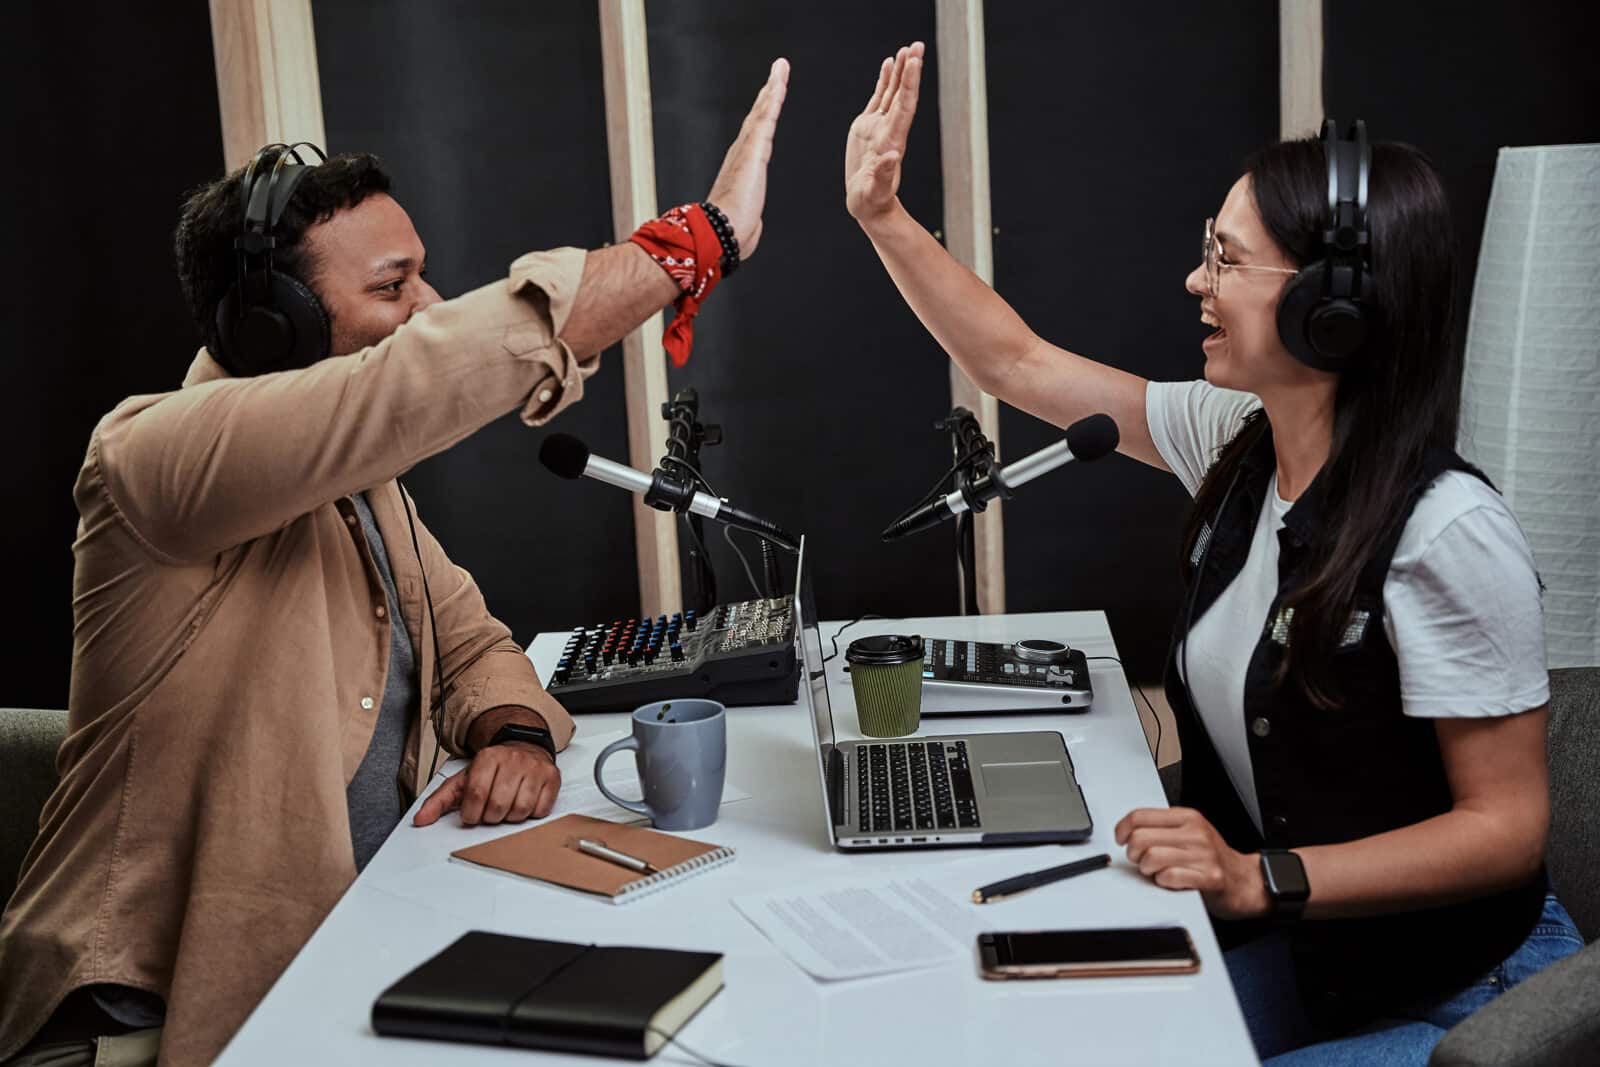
{"left": 978, "top": 760, "right": 1070, "bottom": 796}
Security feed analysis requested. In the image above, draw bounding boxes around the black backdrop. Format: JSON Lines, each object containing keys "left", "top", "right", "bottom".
{"left": 7, "top": 2, "right": 1596, "bottom": 707}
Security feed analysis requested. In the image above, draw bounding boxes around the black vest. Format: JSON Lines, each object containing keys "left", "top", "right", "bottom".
{"left": 1164, "top": 420, "right": 1546, "bottom": 1027}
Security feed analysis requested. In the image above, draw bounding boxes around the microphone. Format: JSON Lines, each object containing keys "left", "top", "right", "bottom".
{"left": 539, "top": 432, "right": 799, "bottom": 552}
{"left": 881, "top": 413, "right": 1120, "bottom": 542}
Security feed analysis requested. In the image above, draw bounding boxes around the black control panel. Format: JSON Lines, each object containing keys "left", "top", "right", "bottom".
{"left": 547, "top": 596, "right": 799, "bottom": 713}
{"left": 919, "top": 638, "right": 1093, "bottom": 713}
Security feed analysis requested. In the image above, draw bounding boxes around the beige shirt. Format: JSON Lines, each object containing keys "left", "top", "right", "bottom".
{"left": 0, "top": 248, "right": 592, "bottom": 1065}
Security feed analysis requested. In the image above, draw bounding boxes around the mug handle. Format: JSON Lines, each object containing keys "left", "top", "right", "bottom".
{"left": 594, "top": 736, "right": 653, "bottom": 819}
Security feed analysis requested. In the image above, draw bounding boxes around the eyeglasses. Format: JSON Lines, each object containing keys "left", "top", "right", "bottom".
{"left": 1203, "top": 217, "right": 1297, "bottom": 298}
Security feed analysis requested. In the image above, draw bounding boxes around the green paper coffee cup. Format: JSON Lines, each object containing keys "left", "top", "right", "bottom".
{"left": 846, "top": 634, "right": 924, "bottom": 738}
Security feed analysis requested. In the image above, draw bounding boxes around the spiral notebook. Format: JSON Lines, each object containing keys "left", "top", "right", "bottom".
{"left": 450, "top": 813, "right": 735, "bottom": 904}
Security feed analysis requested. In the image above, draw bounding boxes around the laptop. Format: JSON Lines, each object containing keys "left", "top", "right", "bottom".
{"left": 791, "top": 538, "right": 1093, "bottom": 851}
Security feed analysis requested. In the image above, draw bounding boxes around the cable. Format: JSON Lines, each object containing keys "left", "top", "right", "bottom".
{"left": 883, "top": 442, "right": 995, "bottom": 532}
{"left": 1086, "top": 655, "right": 1164, "bottom": 765}
{"left": 645, "top": 1026, "right": 743, "bottom": 1067}
{"left": 679, "top": 512, "right": 718, "bottom": 607}
{"left": 399, "top": 483, "right": 450, "bottom": 783}
{"left": 822, "top": 612, "right": 901, "bottom": 664}
{"left": 721, "top": 524, "right": 763, "bottom": 598}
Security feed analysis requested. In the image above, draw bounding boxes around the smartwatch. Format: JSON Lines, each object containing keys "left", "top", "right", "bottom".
{"left": 486, "top": 722, "right": 557, "bottom": 762}
{"left": 1260, "top": 849, "right": 1310, "bottom": 919}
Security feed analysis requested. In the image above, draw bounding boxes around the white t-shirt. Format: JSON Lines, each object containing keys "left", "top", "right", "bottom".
{"left": 1147, "top": 380, "right": 1549, "bottom": 832}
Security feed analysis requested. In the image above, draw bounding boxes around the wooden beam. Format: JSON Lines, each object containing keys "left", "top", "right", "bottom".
{"left": 935, "top": 0, "right": 1005, "bottom": 614}
{"left": 599, "top": 0, "right": 681, "bottom": 619}
{"left": 208, "top": 0, "right": 327, "bottom": 168}
{"left": 1279, "top": 0, "right": 1324, "bottom": 138}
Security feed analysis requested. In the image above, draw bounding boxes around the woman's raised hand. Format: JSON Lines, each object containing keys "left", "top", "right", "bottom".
{"left": 845, "top": 42, "right": 924, "bottom": 226}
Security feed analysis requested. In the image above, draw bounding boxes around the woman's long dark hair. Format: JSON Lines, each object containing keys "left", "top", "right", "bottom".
{"left": 1182, "top": 136, "right": 1463, "bottom": 710}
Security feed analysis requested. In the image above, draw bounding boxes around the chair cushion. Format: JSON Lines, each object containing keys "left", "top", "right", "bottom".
{"left": 1428, "top": 939, "right": 1600, "bottom": 1067}
{"left": 1546, "top": 668, "right": 1600, "bottom": 940}
{"left": 0, "top": 707, "right": 68, "bottom": 907}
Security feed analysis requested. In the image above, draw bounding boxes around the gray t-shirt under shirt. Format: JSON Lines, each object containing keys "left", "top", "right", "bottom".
{"left": 345, "top": 491, "right": 420, "bottom": 872}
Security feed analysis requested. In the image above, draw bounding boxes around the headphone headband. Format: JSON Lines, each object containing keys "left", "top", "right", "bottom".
{"left": 213, "top": 141, "right": 332, "bottom": 376}
{"left": 1274, "top": 119, "right": 1374, "bottom": 371}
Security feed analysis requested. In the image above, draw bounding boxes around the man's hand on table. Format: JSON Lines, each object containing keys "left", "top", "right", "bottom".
{"left": 414, "top": 707, "right": 564, "bottom": 827}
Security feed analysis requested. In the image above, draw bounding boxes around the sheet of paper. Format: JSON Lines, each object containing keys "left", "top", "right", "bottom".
{"left": 732, "top": 875, "right": 977, "bottom": 981}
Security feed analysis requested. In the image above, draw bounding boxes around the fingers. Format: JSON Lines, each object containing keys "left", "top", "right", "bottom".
{"left": 865, "top": 56, "right": 892, "bottom": 113}
{"left": 532, "top": 773, "right": 560, "bottom": 819}
{"left": 458, "top": 759, "right": 498, "bottom": 826}
{"left": 482, "top": 762, "right": 521, "bottom": 824}
{"left": 412, "top": 771, "right": 465, "bottom": 827}
{"left": 1114, "top": 806, "right": 1197, "bottom": 843}
{"left": 507, "top": 776, "right": 543, "bottom": 823}
{"left": 1153, "top": 866, "right": 1213, "bottom": 892}
{"left": 884, "top": 46, "right": 908, "bottom": 111}
{"left": 1135, "top": 844, "right": 1211, "bottom": 878}
{"left": 887, "top": 48, "right": 924, "bottom": 140}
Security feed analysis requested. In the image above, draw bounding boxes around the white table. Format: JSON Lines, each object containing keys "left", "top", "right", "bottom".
{"left": 217, "top": 611, "right": 1256, "bottom": 1066}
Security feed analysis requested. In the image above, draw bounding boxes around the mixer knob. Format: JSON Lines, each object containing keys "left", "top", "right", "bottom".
{"left": 670, "top": 643, "right": 684, "bottom": 662}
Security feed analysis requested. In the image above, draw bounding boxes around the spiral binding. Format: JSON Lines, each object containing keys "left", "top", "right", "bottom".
{"left": 614, "top": 847, "right": 737, "bottom": 903}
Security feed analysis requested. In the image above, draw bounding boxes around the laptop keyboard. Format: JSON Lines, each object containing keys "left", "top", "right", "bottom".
{"left": 857, "top": 740, "right": 981, "bottom": 834}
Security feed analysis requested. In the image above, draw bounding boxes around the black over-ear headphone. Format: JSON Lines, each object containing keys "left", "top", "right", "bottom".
{"left": 212, "top": 142, "right": 333, "bottom": 377}
{"left": 1275, "top": 119, "right": 1373, "bottom": 371}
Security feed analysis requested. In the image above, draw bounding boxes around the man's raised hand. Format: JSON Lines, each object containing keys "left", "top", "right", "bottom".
{"left": 707, "top": 58, "right": 790, "bottom": 263}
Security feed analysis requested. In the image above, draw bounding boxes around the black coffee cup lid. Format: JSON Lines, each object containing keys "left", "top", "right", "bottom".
{"left": 845, "top": 634, "right": 923, "bottom": 666}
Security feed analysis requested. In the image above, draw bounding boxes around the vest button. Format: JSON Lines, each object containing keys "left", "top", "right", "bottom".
{"left": 1270, "top": 814, "right": 1289, "bottom": 832}
{"left": 1251, "top": 716, "right": 1272, "bottom": 738}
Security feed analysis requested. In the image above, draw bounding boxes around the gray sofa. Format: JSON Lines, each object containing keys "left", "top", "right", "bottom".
{"left": 1429, "top": 665, "right": 1600, "bottom": 1066}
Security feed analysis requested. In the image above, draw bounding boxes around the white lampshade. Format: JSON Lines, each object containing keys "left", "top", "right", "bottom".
{"left": 1458, "top": 144, "right": 1600, "bottom": 669}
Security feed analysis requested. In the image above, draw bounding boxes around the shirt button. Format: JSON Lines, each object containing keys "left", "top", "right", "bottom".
{"left": 361, "top": 697, "right": 374, "bottom": 710}
{"left": 1270, "top": 814, "right": 1289, "bottom": 832}
{"left": 375, "top": 604, "right": 387, "bottom": 619}
{"left": 1251, "top": 716, "right": 1272, "bottom": 738}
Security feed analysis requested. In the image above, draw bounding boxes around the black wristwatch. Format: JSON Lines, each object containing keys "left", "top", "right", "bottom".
{"left": 1260, "top": 849, "right": 1310, "bottom": 920}
{"left": 486, "top": 722, "right": 557, "bottom": 762}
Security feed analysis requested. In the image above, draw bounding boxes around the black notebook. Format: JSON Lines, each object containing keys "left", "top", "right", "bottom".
{"left": 372, "top": 931, "right": 724, "bottom": 1060}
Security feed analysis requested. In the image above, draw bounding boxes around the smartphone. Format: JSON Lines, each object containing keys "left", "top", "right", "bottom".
{"left": 977, "top": 926, "right": 1200, "bottom": 979}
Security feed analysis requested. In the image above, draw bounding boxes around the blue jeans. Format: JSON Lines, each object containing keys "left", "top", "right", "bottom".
{"left": 1224, "top": 894, "right": 1585, "bottom": 1066}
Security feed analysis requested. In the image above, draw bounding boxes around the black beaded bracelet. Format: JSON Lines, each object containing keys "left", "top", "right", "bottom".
{"left": 699, "top": 200, "right": 740, "bottom": 277}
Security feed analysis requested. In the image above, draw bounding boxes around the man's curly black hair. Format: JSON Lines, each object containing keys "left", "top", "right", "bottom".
{"left": 173, "top": 149, "right": 392, "bottom": 353}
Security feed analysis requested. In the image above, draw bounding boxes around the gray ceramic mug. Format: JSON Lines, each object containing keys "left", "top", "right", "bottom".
{"left": 593, "top": 699, "right": 727, "bottom": 830}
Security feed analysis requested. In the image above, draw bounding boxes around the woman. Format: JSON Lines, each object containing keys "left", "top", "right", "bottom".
{"left": 845, "top": 42, "right": 1582, "bottom": 1064}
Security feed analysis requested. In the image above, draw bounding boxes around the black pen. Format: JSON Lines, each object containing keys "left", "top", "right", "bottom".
{"left": 971, "top": 852, "right": 1112, "bottom": 904}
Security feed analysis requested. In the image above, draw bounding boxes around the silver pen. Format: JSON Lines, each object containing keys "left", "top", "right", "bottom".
{"left": 576, "top": 838, "right": 659, "bottom": 874}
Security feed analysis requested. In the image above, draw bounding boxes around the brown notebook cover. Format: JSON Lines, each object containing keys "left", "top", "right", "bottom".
{"left": 450, "top": 814, "right": 735, "bottom": 903}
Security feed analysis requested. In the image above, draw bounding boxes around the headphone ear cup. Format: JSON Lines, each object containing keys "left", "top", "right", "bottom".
{"left": 211, "top": 270, "right": 331, "bottom": 376}
{"left": 269, "top": 270, "right": 332, "bottom": 370}
{"left": 1307, "top": 297, "right": 1369, "bottom": 368}
{"left": 1276, "top": 262, "right": 1327, "bottom": 368}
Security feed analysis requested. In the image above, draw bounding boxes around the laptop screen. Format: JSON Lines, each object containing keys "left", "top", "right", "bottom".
{"left": 792, "top": 538, "right": 843, "bottom": 838}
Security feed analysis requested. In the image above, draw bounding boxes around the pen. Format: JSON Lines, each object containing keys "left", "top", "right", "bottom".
{"left": 577, "top": 838, "right": 659, "bottom": 875}
{"left": 971, "top": 852, "right": 1111, "bottom": 903}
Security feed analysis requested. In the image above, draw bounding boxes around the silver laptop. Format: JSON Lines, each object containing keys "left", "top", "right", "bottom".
{"left": 792, "top": 539, "right": 1093, "bottom": 851}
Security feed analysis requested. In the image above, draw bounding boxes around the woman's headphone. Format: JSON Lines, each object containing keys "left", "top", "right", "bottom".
{"left": 1275, "top": 119, "right": 1373, "bottom": 372}
{"left": 211, "top": 142, "right": 333, "bottom": 377}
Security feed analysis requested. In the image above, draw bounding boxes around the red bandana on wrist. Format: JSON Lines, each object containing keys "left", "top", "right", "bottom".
{"left": 628, "top": 202, "right": 725, "bottom": 367}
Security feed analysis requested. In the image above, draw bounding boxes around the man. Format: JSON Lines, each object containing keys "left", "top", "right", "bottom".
{"left": 0, "top": 58, "right": 789, "bottom": 1067}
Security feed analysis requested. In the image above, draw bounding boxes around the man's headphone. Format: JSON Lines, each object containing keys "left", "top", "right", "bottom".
{"left": 211, "top": 142, "right": 333, "bottom": 377}
{"left": 1275, "top": 119, "right": 1373, "bottom": 371}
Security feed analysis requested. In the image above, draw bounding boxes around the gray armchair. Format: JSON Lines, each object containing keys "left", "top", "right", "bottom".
{"left": 1427, "top": 665, "right": 1600, "bottom": 1066}
{"left": 0, "top": 707, "right": 68, "bottom": 907}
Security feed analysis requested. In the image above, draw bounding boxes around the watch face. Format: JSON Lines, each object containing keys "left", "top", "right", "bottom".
{"left": 1264, "top": 852, "right": 1310, "bottom": 900}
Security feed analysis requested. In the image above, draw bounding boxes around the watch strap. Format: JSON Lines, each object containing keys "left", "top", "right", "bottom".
{"left": 487, "top": 722, "right": 556, "bottom": 761}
